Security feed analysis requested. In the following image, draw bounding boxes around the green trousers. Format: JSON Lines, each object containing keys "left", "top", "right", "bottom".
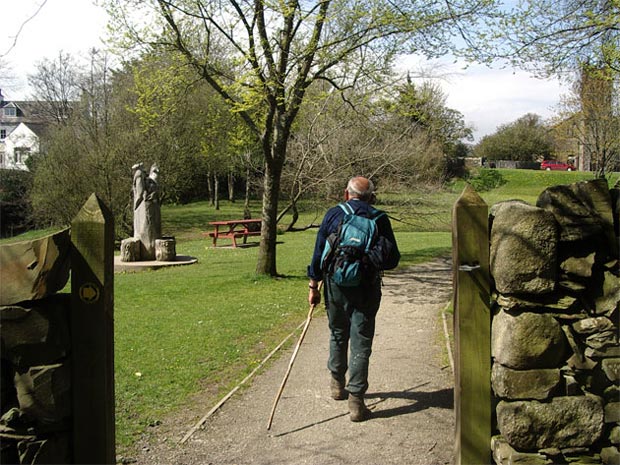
{"left": 325, "top": 277, "right": 382, "bottom": 396}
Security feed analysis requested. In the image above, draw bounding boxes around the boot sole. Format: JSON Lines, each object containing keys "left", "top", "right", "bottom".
{"left": 349, "top": 410, "right": 372, "bottom": 422}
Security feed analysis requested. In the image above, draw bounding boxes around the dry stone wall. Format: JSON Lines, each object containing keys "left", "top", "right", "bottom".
{"left": 489, "top": 178, "right": 620, "bottom": 465}
{"left": 0, "top": 230, "right": 73, "bottom": 464}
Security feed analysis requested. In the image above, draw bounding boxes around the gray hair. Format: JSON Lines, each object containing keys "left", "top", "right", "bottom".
{"left": 346, "top": 177, "right": 375, "bottom": 201}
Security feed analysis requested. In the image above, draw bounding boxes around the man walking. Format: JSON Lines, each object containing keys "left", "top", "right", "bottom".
{"left": 307, "top": 176, "right": 400, "bottom": 421}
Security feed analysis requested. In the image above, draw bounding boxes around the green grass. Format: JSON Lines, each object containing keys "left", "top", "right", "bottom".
{"left": 0, "top": 226, "right": 65, "bottom": 244}
{"left": 474, "top": 168, "right": 619, "bottom": 205}
{"left": 113, "top": 227, "right": 453, "bottom": 449}
{"left": 3, "top": 168, "right": 618, "bottom": 452}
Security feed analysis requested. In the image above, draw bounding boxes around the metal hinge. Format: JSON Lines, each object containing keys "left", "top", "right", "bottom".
{"left": 458, "top": 263, "right": 481, "bottom": 272}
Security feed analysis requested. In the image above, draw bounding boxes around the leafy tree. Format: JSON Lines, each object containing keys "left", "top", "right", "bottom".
{"left": 475, "top": 0, "right": 620, "bottom": 76}
{"left": 390, "top": 78, "right": 473, "bottom": 152}
{"left": 29, "top": 51, "right": 140, "bottom": 238}
{"left": 130, "top": 53, "right": 218, "bottom": 204}
{"left": 0, "top": 169, "right": 33, "bottom": 237}
{"left": 384, "top": 77, "right": 473, "bottom": 176}
{"left": 473, "top": 113, "right": 553, "bottom": 161}
{"left": 104, "top": 0, "right": 499, "bottom": 276}
{"left": 130, "top": 50, "right": 263, "bottom": 208}
{"left": 277, "top": 76, "right": 460, "bottom": 233}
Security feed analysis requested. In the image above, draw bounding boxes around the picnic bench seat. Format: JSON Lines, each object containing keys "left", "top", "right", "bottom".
{"left": 205, "top": 219, "right": 262, "bottom": 247}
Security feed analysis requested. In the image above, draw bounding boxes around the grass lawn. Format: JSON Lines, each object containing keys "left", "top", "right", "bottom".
{"left": 115, "top": 168, "right": 619, "bottom": 450}
{"left": 2, "top": 168, "right": 617, "bottom": 451}
{"left": 113, "top": 225, "right": 452, "bottom": 448}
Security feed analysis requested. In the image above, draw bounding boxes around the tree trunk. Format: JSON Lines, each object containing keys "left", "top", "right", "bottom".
{"left": 207, "top": 172, "right": 214, "bottom": 206}
{"left": 214, "top": 175, "right": 220, "bottom": 211}
{"left": 287, "top": 203, "right": 299, "bottom": 231}
{"left": 244, "top": 166, "right": 252, "bottom": 219}
{"left": 228, "top": 171, "right": 235, "bottom": 202}
{"left": 256, "top": 110, "right": 291, "bottom": 276}
{"left": 256, "top": 158, "right": 283, "bottom": 276}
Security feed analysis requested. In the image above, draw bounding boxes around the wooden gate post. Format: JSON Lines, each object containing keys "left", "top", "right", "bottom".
{"left": 70, "top": 193, "right": 115, "bottom": 464}
{"left": 452, "top": 185, "right": 491, "bottom": 465}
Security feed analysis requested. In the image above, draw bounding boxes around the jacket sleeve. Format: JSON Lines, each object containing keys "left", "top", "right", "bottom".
{"left": 376, "top": 214, "right": 400, "bottom": 270}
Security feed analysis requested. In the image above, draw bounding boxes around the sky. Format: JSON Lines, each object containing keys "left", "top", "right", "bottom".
{"left": 1, "top": 0, "right": 569, "bottom": 142}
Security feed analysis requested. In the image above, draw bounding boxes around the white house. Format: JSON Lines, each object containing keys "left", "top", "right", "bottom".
{"left": 1, "top": 123, "right": 40, "bottom": 170}
{"left": 0, "top": 89, "right": 47, "bottom": 171}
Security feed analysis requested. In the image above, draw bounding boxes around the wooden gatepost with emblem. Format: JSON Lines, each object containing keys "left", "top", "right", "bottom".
{"left": 71, "top": 193, "right": 116, "bottom": 464}
{"left": 0, "top": 193, "right": 115, "bottom": 464}
{"left": 452, "top": 185, "right": 491, "bottom": 465}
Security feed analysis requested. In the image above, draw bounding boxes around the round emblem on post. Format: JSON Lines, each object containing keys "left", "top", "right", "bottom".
{"left": 79, "top": 283, "right": 100, "bottom": 303}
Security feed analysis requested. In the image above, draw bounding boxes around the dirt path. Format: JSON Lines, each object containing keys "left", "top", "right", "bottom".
{"left": 127, "top": 257, "right": 455, "bottom": 465}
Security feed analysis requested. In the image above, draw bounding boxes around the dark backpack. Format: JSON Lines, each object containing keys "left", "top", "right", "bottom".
{"left": 320, "top": 203, "right": 386, "bottom": 287}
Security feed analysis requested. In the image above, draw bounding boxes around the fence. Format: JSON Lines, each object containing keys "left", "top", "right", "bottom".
{"left": 0, "top": 194, "right": 115, "bottom": 464}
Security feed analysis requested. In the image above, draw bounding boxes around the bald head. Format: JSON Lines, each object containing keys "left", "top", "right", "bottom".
{"left": 346, "top": 176, "right": 375, "bottom": 202}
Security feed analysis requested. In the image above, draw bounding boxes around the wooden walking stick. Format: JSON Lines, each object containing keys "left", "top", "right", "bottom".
{"left": 267, "top": 282, "right": 323, "bottom": 430}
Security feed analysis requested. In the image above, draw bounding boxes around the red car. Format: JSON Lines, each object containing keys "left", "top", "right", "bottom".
{"left": 541, "top": 160, "right": 576, "bottom": 171}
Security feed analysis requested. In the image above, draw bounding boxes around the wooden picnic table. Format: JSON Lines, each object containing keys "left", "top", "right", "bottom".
{"left": 205, "top": 219, "right": 262, "bottom": 248}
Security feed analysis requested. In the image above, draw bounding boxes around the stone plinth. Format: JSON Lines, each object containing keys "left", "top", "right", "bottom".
{"left": 155, "top": 237, "right": 176, "bottom": 262}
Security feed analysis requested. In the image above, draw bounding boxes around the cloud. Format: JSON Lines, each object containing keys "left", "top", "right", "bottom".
{"left": 3, "top": 2, "right": 569, "bottom": 142}
{"left": 1, "top": 0, "right": 108, "bottom": 97}
{"left": 395, "top": 55, "right": 568, "bottom": 141}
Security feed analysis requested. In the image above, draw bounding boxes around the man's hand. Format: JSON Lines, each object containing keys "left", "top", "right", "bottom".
{"left": 308, "top": 288, "right": 321, "bottom": 306}
{"left": 308, "top": 281, "right": 321, "bottom": 306}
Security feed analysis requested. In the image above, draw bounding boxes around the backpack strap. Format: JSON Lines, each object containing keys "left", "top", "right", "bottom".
{"left": 338, "top": 202, "right": 354, "bottom": 215}
{"left": 340, "top": 202, "right": 386, "bottom": 222}
{"left": 368, "top": 206, "right": 386, "bottom": 221}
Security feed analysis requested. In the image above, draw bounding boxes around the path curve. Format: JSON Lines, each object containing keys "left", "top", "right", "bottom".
{"left": 128, "top": 257, "right": 455, "bottom": 465}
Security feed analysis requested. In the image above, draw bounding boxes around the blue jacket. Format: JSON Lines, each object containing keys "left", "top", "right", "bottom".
{"left": 307, "top": 199, "right": 400, "bottom": 281}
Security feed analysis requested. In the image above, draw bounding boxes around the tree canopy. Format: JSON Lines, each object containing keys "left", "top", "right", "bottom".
{"left": 473, "top": 113, "right": 553, "bottom": 161}
{"left": 470, "top": 0, "right": 620, "bottom": 76}
{"left": 103, "top": 0, "right": 499, "bottom": 275}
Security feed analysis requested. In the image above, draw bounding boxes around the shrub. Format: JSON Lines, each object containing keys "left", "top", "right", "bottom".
{"left": 467, "top": 168, "right": 506, "bottom": 192}
{"left": 0, "top": 169, "right": 34, "bottom": 237}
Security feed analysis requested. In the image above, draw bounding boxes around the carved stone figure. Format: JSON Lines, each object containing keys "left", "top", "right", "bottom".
{"left": 131, "top": 163, "right": 162, "bottom": 260}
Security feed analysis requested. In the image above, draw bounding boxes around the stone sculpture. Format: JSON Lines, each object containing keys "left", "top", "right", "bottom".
{"left": 132, "top": 163, "right": 161, "bottom": 260}
{"left": 121, "top": 163, "right": 175, "bottom": 262}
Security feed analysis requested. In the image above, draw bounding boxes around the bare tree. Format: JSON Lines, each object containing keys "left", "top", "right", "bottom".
{"left": 0, "top": 58, "right": 18, "bottom": 93}
{"left": 279, "top": 80, "right": 453, "bottom": 231}
{"left": 553, "top": 65, "right": 620, "bottom": 176}
{"left": 27, "top": 51, "right": 80, "bottom": 123}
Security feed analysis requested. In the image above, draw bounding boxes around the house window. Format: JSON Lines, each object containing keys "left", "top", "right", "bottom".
{"left": 0, "top": 129, "right": 5, "bottom": 139}
{"left": 4, "top": 107, "right": 16, "bottom": 117}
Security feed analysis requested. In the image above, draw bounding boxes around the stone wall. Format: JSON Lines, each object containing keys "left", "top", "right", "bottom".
{"left": 1, "top": 194, "right": 115, "bottom": 464}
{"left": 489, "top": 178, "right": 620, "bottom": 464}
{"left": 0, "top": 230, "right": 73, "bottom": 464}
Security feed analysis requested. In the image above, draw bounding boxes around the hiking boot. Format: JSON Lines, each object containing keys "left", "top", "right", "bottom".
{"left": 330, "top": 376, "right": 348, "bottom": 400}
{"left": 348, "top": 393, "right": 371, "bottom": 422}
